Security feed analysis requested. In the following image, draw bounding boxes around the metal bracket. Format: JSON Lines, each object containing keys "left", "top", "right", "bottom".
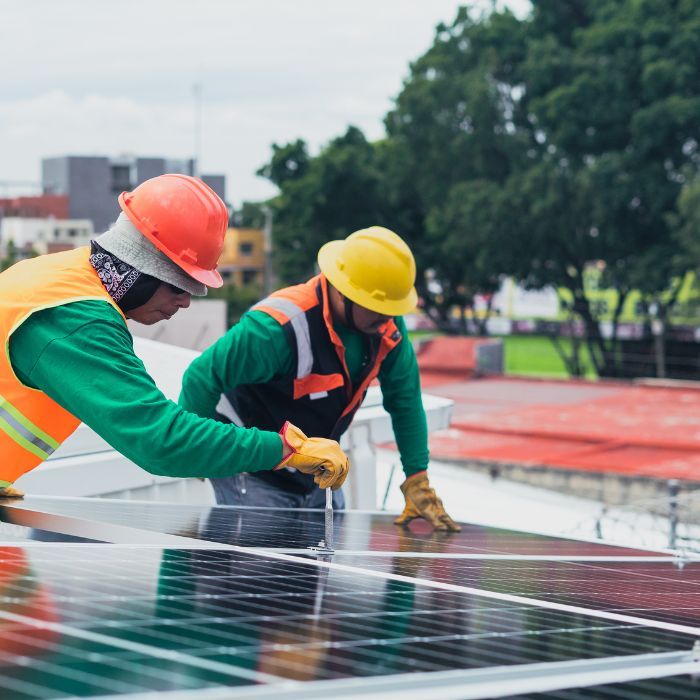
{"left": 308, "top": 539, "right": 334, "bottom": 556}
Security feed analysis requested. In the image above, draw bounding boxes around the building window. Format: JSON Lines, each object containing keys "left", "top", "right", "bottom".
{"left": 111, "top": 165, "right": 132, "bottom": 193}
{"left": 242, "top": 269, "right": 258, "bottom": 285}
{"left": 239, "top": 242, "right": 254, "bottom": 256}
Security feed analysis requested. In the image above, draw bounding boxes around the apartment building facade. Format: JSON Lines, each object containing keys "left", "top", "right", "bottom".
{"left": 42, "top": 155, "right": 227, "bottom": 233}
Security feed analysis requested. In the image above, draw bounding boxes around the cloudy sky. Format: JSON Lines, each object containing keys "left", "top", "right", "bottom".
{"left": 1, "top": 0, "right": 529, "bottom": 205}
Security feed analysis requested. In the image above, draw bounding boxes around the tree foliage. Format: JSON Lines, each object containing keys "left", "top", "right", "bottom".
{"left": 258, "top": 128, "right": 387, "bottom": 285}
{"left": 255, "top": 0, "right": 700, "bottom": 375}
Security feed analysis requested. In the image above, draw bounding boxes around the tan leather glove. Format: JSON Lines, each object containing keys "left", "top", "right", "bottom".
{"left": 259, "top": 619, "right": 330, "bottom": 680}
{"left": 394, "top": 471, "right": 461, "bottom": 532}
{"left": 0, "top": 485, "right": 24, "bottom": 499}
{"left": 276, "top": 421, "right": 349, "bottom": 490}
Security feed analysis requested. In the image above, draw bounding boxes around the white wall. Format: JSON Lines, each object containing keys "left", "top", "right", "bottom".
{"left": 0, "top": 217, "right": 93, "bottom": 254}
{"left": 128, "top": 299, "right": 228, "bottom": 352}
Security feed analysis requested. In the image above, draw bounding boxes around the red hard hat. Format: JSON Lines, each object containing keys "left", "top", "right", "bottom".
{"left": 118, "top": 174, "right": 228, "bottom": 288}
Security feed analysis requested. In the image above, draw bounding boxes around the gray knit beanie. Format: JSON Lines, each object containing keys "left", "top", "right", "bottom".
{"left": 94, "top": 213, "right": 207, "bottom": 296}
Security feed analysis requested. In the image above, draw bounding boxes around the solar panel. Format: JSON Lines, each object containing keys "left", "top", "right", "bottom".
{"left": 507, "top": 674, "right": 700, "bottom": 699}
{"left": 1, "top": 494, "right": 699, "bottom": 699}
{"left": 0, "top": 505, "right": 103, "bottom": 544}
{"left": 2, "top": 496, "right": 672, "bottom": 556}
{"left": 335, "top": 556, "right": 700, "bottom": 627}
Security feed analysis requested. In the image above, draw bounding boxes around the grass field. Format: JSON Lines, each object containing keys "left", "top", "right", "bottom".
{"left": 502, "top": 335, "right": 598, "bottom": 379}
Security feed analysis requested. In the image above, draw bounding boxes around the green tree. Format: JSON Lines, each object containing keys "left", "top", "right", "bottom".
{"left": 515, "top": 0, "right": 699, "bottom": 375}
{"left": 235, "top": 201, "right": 266, "bottom": 229}
{"left": 1, "top": 239, "right": 18, "bottom": 271}
{"left": 381, "top": 8, "right": 528, "bottom": 333}
{"left": 674, "top": 178, "right": 700, "bottom": 267}
{"left": 258, "top": 127, "right": 388, "bottom": 285}
{"left": 423, "top": 180, "right": 507, "bottom": 333}
{"left": 385, "top": 0, "right": 700, "bottom": 374}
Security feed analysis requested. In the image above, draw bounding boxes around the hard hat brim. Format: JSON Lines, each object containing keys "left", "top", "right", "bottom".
{"left": 318, "top": 240, "right": 418, "bottom": 316}
{"left": 181, "top": 264, "right": 224, "bottom": 288}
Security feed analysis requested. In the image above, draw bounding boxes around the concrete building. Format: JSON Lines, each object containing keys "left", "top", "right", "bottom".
{"left": 218, "top": 226, "right": 265, "bottom": 286}
{"left": 0, "top": 217, "right": 94, "bottom": 256}
{"left": 42, "top": 155, "right": 227, "bottom": 233}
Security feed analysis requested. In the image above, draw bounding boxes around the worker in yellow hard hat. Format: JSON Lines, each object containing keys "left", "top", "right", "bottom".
{"left": 180, "top": 226, "right": 460, "bottom": 531}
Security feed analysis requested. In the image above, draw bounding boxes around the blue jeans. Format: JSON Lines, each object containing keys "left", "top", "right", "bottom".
{"left": 210, "top": 473, "right": 346, "bottom": 509}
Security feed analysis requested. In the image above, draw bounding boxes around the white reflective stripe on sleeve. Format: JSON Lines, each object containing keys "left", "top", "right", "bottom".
{"left": 254, "top": 296, "right": 302, "bottom": 320}
{"left": 290, "top": 313, "right": 313, "bottom": 379}
{"left": 215, "top": 394, "right": 244, "bottom": 426}
{"left": 254, "top": 296, "right": 314, "bottom": 379}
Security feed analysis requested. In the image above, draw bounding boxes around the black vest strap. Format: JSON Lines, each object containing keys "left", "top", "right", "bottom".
{"left": 220, "top": 276, "right": 401, "bottom": 494}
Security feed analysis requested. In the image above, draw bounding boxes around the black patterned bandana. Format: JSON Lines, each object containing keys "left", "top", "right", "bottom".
{"left": 89, "top": 241, "right": 161, "bottom": 312}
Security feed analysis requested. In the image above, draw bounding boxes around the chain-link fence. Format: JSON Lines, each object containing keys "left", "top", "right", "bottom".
{"left": 567, "top": 481, "right": 700, "bottom": 555}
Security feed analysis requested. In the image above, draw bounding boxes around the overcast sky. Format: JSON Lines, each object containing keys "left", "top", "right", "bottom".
{"left": 0, "top": 0, "right": 529, "bottom": 205}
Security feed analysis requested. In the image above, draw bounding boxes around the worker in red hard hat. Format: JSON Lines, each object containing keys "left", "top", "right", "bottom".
{"left": 0, "top": 174, "right": 349, "bottom": 498}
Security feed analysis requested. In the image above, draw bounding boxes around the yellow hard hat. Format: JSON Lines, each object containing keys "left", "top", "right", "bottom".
{"left": 318, "top": 226, "right": 418, "bottom": 316}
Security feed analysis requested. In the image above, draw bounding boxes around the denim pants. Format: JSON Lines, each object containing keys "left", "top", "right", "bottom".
{"left": 210, "top": 472, "right": 346, "bottom": 509}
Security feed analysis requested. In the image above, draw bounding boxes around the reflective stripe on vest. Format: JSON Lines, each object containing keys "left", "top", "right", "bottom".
{"left": 0, "top": 247, "right": 127, "bottom": 484}
{"left": 0, "top": 393, "right": 59, "bottom": 460}
{"left": 254, "top": 296, "right": 313, "bottom": 379}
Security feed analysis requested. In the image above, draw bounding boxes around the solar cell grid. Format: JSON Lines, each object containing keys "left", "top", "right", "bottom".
{"left": 1, "top": 544, "right": 694, "bottom": 697}
{"left": 336, "top": 556, "right": 700, "bottom": 628}
{"left": 2, "top": 496, "right": 699, "bottom": 699}
{"left": 3, "top": 497, "right": 670, "bottom": 557}
{"left": 0, "top": 619, "right": 252, "bottom": 700}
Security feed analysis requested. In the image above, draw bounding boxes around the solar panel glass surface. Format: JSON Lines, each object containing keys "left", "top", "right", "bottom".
{"left": 0, "top": 545, "right": 695, "bottom": 699}
{"left": 335, "top": 556, "right": 700, "bottom": 627}
{"left": 1, "top": 495, "right": 698, "bottom": 699}
{"left": 3, "top": 497, "right": 670, "bottom": 556}
{"left": 0, "top": 505, "right": 103, "bottom": 543}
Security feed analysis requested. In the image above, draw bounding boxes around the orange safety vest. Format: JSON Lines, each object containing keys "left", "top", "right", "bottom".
{"left": 0, "top": 247, "right": 125, "bottom": 486}
{"left": 217, "top": 274, "right": 402, "bottom": 494}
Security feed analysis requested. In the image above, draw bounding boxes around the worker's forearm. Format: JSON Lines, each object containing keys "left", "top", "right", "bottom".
{"left": 109, "top": 402, "right": 284, "bottom": 479}
{"left": 388, "top": 408, "right": 429, "bottom": 477}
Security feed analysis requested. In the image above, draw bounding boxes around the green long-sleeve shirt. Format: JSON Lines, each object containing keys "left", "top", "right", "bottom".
{"left": 179, "top": 310, "right": 429, "bottom": 477}
{"left": 9, "top": 300, "right": 283, "bottom": 478}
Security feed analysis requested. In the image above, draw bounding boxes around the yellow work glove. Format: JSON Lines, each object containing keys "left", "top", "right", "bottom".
{"left": 0, "top": 485, "right": 24, "bottom": 499}
{"left": 394, "top": 471, "right": 461, "bottom": 532}
{"left": 276, "top": 421, "right": 349, "bottom": 490}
